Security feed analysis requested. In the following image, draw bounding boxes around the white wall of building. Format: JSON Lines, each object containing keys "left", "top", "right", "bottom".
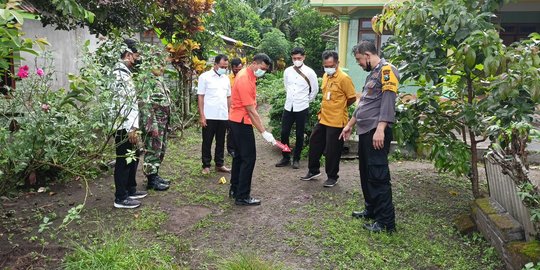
{"left": 20, "top": 20, "right": 100, "bottom": 90}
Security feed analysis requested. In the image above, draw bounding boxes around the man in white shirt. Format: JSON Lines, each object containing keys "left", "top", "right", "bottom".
{"left": 276, "top": 47, "right": 319, "bottom": 169}
{"left": 197, "top": 54, "right": 232, "bottom": 175}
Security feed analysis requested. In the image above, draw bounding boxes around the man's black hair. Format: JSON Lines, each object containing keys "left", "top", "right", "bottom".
{"left": 252, "top": 53, "right": 272, "bottom": 66}
{"left": 322, "top": 50, "right": 339, "bottom": 61}
{"left": 231, "top": 58, "right": 242, "bottom": 67}
{"left": 352, "top": 40, "right": 378, "bottom": 55}
{"left": 291, "top": 47, "right": 305, "bottom": 56}
{"left": 121, "top": 38, "right": 139, "bottom": 59}
{"left": 215, "top": 54, "right": 229, "bottom": 64}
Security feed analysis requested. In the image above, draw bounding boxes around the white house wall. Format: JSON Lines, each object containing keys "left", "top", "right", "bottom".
{"left": 20, "top": 20, "right": 100, "bottom": 90}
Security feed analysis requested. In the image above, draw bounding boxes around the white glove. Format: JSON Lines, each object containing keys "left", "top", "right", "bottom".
{"left": 262, "top": 131, "right": 276, "bottom": 145}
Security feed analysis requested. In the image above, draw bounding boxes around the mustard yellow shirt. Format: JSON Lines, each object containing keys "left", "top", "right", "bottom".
{"left": 229, "top": 73, "right": 236, "bottom": 88}
{"left": 319, "top": 68, "right": 356, "bottom": 128}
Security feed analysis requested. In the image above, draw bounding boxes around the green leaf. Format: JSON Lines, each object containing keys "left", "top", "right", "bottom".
{"left": 9, "top": 10, "right": 23, "bottom": 24}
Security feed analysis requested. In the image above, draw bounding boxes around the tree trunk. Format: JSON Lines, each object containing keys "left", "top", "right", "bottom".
{"left": 469, "top": 129, "right": 481, "bottom": 198}
{"left": 183, "top": 77, "right": 189, "bottom": 121}
{"left": 467, "top": 76, "right": 481, "bottom": 198}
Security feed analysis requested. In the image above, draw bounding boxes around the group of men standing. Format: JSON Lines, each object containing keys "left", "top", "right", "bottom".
{"left": 273, "top": 46, "right": 396, "bottom": 233}
{"left": 112, "top": 37, "right": 399, "bottom": 233}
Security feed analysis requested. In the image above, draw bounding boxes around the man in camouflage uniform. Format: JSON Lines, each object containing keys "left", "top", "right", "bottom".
{"left": 140, "top": 64, "right": 171, "bottom": 191}
{"left": 340, "top": 40, "right": 399, "bottom": 233}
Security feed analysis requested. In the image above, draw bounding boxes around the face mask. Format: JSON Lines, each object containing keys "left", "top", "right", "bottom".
{"left": 324, "top": 67, "right": 336, "bottom": 75}
{"left": 365, "top": 61, "right": 372, "bottom": 72}
{"left": 293, "top": 60, "right": 303, "bottom": 67}
{"left": 216, "top": 68, "right": 227, "bottom": 75}
{"left": 254, "top": 68, "right": 266, "bottom": 77}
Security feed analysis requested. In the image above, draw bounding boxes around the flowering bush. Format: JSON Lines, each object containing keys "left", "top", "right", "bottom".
{"left": 0, "top": 54, "right": 111, "bottom": 192}
{"left": 0, "top": 36, "right": 172, "bottom": 194}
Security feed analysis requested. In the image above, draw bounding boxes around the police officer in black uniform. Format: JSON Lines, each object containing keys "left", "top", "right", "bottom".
{"left": 340, "top": 40, "right": 399, "bottom": 233}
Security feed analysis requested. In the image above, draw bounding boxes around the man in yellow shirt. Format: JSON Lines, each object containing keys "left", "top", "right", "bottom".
{"left": 228, "top": 58, "right": 243, "bottom": 88}
{"left": 301, "top": 51, "right": 356, "bottom": 187}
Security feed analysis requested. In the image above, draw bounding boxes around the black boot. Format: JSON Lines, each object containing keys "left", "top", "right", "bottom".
{"left": 155, "top": 175, "right": 171, "bottom": 185}
{"left": 147, "top": 174, "right": 170, "bottom": 191}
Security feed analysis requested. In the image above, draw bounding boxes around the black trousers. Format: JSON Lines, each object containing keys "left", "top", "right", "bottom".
{"left": 226, "top": 123, "right": 235, "bottom": 156}
{"left": 280, "top": 108, "right": 308, "bottom": 161}
{"left": 114, "top": 129, "right": 139, "bottom": 201}
{"left": 358, "top": 127, "right": 395, "bottom": 228}
{"left": 307, "top": 123, "right": 344, "bottom": 180}
{"left": 201, "top": 119, "right": 227, "bottom": 168}
{"left": 229, "top": 121, "right": 256, "bottom": 200}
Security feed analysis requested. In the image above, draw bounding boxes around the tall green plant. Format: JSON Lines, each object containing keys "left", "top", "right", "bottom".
{"left": 377, "top": 0, "right": 511, "bottom": 198}
{"left": 485, "top": 34, "right": 540, "bottom": 236}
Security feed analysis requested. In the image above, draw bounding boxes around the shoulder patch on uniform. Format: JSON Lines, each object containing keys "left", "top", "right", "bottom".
{"left": 381, "top": 65, "right": 398, "bottom": 93}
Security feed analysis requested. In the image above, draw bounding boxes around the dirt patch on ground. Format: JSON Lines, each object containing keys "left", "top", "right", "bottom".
{"left": 163, "top": 205, "right": 212, "bottom": 234}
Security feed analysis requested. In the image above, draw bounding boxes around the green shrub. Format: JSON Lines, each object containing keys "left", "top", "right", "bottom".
{"left": 256, "top": 71, "right": 284, "bottom": 103}
{"left": 258, "top": 28, "right": 291, "bottom": 63}
{"left": 0, "top": 37, "right": 165, "bottom": 194}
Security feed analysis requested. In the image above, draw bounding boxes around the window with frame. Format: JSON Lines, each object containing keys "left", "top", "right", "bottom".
{"left": 500, "top": 23, "right": 540, "bottom": 45}
{"left": 358, "top": 18, "right": 393, "bottom": 53}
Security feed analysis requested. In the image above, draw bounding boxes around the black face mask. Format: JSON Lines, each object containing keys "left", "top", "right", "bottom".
{"left": 365, "top": 60, "right": 372, "bottom": 72}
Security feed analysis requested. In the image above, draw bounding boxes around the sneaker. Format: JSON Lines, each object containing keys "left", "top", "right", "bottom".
{"left": 292, "top": 160, "right": 300, "bottom": 169}
{"left": 202, "top": 167, "right": 210, "bottom": 175}
{"left": 275, "top": 158, "right": 290, "bottom": 167}
{"left": 128, "top": 190, "right": 148, "bottom": 200}
{"left": 323, "top": 178, "right": 338, "bottom": 187}
{"left": 114, "top": 198, "right": 141, "bottom": 209}
{"left": 300, "top": 171, "right": 321, "bottom": 181}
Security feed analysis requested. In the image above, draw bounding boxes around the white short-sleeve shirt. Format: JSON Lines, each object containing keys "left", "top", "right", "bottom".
{"left": 197, "top": 69, "right": 231, "bottom": 120}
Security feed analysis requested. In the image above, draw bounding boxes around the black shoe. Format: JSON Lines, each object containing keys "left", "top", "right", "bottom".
{"left": 292, "top": 160, "right": 299, "bottom": 169}
{"left": 300, "top": 171, "right": 321, "bottom": 181}
{"left": 114, "top": 198, "right": 141, "bottom": 209}
{"left": 323, "top": 178, "right": 338, "bottom": 187}
{"left": 128, "top": 190, "right": 148, "bottom": 200}
{"left": 147, "top": 175, "right": 170, "bottom": 191}
{"left": 156, "top": 175, "right": 170, "bottom": 185}
{"left": 363, "top": 222, "right": 396, "bottom": 233}
{"left": 235, "top": 198, "right": 261, "bottom": 206}
{"left": 275, "top": 158, "right": 290, "bottom": 167}
{"left": 352, "top": 210, "right": 374, "bottom": 219}
{"left": 229, "top": 189, "right": 236, "bottom": 199}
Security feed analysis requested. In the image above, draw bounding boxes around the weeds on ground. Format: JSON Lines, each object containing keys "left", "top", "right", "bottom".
{"left": 282, "top": 172, "right": 502, "bottom": 270}
{"left": 62, "top": 233, "right": 184, "bottom": 270}
{"left": 218, "top": 253, "right": 287, "bottom": 270}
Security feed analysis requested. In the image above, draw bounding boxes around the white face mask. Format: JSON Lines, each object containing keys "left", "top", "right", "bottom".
{"left": 216, "top": 68, "right": 227, "bottom": 75}
{"left": 254, "top": 68, "right": 266, "bottom": 77}
{"left": 293, "top": 60, "right": 303, "bottom": 67}
{"left": 324, "top": 67, "right": 336, "bottom": 75}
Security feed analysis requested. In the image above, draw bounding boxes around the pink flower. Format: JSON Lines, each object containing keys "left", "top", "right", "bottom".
{"left": 41, "top": 103, "right": 50, "bottom": 113}
{"left": 36, "top": 68, "right": 44, "bottom": 76}
{"left": 17, "top": 65, "right": 29, "bottom": 78}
